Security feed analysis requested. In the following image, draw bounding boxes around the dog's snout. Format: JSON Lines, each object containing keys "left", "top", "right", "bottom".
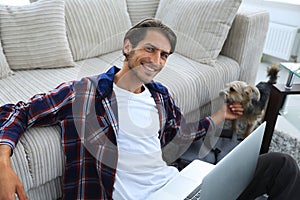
{"left": 219, "top": 90, "right": 226, "bottom": 96}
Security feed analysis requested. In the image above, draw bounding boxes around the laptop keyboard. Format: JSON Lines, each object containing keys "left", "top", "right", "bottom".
{"left": 185, "top": 184, "right": 202, "bottom": 200}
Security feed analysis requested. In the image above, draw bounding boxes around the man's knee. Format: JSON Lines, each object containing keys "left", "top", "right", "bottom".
{"left": 268, "top": 152, "right": 297, "bottom": 168}
{"left": 260, "top": 152, "right": 299, "bottom": 177}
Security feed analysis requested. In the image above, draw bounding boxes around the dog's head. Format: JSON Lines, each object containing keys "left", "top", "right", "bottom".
{"left": 220, "top": 81, "right": 260, "bottom": 106}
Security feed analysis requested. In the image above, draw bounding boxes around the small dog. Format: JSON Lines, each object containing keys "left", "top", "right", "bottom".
{"left": 220, "top": 65, "right": 280, "bottom": 139}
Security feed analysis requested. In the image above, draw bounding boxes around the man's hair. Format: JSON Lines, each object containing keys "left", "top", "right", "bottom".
{"left": 123, "top": 18, "right": 177, "bottom": 55}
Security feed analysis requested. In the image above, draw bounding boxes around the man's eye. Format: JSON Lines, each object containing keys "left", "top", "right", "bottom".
{"left": 145, "top": 46, "right": 154, "bottom": 52}
{"left": 161, "top": 53, "right": 169, "bottom": 59}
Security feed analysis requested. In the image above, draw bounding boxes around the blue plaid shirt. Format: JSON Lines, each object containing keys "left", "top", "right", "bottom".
{"left": 0, "top": 66, "right": 213, "bottom": 199}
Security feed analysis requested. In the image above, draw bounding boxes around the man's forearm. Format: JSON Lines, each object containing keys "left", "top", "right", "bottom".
{"left": 0, "top": 145, "right": 12, "bottom": 166}
{"left": 210, "top": 108, "right": 226, "bottom": 126}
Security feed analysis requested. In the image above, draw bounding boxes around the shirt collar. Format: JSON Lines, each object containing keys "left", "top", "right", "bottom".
{"left": 90, "top": 66, "right": 168, "bottom": 98}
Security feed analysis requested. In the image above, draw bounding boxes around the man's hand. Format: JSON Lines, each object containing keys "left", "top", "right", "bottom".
{"left": 211, "top": 102, "right": 244, "bottom": 125}
{"left": 225, "top": 102, "right": 243, "bottom": 120}
{"left": 0, "top": 145, "right": 28, "bottom": 200}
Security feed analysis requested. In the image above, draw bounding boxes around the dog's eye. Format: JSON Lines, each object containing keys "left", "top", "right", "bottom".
{"left": 230, "top": 87, "right": 235, "bottom": 92}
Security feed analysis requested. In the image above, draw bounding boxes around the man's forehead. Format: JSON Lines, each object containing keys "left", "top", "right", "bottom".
{"left": 142, "top": 29, "right": 171, "bottom": 52}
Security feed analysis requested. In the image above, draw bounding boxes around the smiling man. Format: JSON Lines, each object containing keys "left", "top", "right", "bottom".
{"left": 0, "top": 18, "right": 299, "bottom": 200}
{"left": 114, "top": 26, "right": 173, "bottom": 93}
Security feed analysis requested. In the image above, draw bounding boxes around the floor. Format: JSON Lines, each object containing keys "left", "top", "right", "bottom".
{"left": 255, "top": 62, "right": 300, "bottom": 139}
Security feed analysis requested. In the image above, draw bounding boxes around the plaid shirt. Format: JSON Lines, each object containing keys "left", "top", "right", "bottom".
{"left": 0, "top": 66, "right": 213, "bottom": 199}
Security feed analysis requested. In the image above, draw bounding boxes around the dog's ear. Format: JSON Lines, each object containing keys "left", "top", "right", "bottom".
{"left": 245, "top": 85, "right": 260, "bottom": 101}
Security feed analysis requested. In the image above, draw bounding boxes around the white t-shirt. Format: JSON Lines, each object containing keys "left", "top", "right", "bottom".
{"left": 112, "top": 84, "right": 178, "bottom": 200}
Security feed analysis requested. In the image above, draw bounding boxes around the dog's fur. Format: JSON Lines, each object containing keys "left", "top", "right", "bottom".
{"left": 220, "top": 65, "right": 280, "bottom": 139}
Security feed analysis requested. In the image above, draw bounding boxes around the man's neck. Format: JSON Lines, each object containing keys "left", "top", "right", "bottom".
{"left": 114, "top": 67, "right": 144, "bottom": 94}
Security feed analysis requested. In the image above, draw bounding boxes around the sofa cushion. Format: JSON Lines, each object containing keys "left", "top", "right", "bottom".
{"left": 0, "top": 0, "right": 74, "bottom": 70}
{"left": 20, "top": 126, "right": 65, "bottom": 187}
{"left": 0, "top": 50, "right": 123, "bottom": 105}
{"left": 27, "top": 176, "right": 62, "bottom": 200}
{"left": 0, "top": 40, "right": 13, "bottom": 79}
{"left": 155, "top": 0, "right": 241, "bottom": 65}
{"left": 126, "top": 0, "right": 160, "bottom": 25}
{"left": 64, "top": 0, "right": 131, "bottom": 61}
{"left": 0, "top": 50, "right": 239, "bottom": 120}
{"left": 155, "top": 54, "right": 240, "bottom": 118}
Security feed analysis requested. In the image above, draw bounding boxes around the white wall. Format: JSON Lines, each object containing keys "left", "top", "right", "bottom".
{"left": 242, "top": 0, "right": 300, "bottom": 26}
{"left": 242, "top": 0, "right": 300, "bottom": 62}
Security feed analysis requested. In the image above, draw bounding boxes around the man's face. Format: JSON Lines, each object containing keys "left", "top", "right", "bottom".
{"left": 126, "top": 30, "right": 171, "bottom": 84}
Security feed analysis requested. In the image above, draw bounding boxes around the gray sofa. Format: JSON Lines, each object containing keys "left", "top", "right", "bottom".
{"left": 0, "top": 0, "right": 269, "bottom": 199}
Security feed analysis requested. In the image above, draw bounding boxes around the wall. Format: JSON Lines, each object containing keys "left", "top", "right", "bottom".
{"left": 242, "top": 0, "right": 300, "bottom": 63}
{"left": 242, "top": 0, "right": 300, "bottom": 27}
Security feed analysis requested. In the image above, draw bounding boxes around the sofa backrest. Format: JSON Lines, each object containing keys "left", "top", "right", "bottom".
{"left": 126, "top": 0, "right": 160, "bottom": 25}
{"left": 63, "top": 0, "right": 131, "bottom": 61}
{"left": 155, "top": 0, "right": 242, "bottom": 65}
{"left": 1, "top": 0, "right": 244, "bottom": 80}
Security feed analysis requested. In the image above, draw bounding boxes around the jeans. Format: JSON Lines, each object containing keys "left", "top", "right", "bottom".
{"left": 238, "top": 152, "right": 300, "bottom": 200}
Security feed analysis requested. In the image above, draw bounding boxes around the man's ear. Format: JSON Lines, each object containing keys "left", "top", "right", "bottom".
{"left": 123, "top": 39, "right": 132, "bottom": 56}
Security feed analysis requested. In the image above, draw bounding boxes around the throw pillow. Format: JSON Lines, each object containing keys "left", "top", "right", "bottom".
{"left": 126, "top": 0, "right": 160, "bottom": 25}
{"left": 0, "top": 0, "right": 74, "bottom": 70}
{"left": 64, "top": 0, "right": 132, "bottom": 61}
{"left": 0, "top": 41, "right": 13, "bottom": 79}
{"left": 155, "top": 0, "right": 242, "bottom": 64}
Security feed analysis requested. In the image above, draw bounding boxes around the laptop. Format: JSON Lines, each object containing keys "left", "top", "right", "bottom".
{"left": 148, "top": 122, "right": 266, "bottom": 200}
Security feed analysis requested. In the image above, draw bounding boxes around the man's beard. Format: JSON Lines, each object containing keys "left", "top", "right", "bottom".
{"left": 126, "top": 50, "right": 160, "bottom": 84}
{"left": 126, "top": 50, "right": 136, "bottom": 70}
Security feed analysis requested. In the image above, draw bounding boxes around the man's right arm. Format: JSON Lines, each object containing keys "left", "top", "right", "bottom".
{"left": 0, "top": 81, "right": 75, "bottom": 149}
{"left": 0, "top": 145, "right": 28, "bottom": 200}
{"left": 0, "top": 81, "right": 75, "bottom": 199}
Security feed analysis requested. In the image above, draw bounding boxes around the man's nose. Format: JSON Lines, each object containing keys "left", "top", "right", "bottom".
{"left": 150, "top": 51, "right": 162, "bottom": 65}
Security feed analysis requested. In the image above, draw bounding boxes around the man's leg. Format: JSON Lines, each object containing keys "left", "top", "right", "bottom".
{"left": 237, "top": 152, "right": 300, "bottom": 200}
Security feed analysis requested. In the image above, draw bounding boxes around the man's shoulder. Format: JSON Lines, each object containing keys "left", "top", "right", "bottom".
{"left": 72, "top": 67, "right": 117, "bottom": 98}
{"left": 146, "top": 81, "right": 169, "bottom": 95}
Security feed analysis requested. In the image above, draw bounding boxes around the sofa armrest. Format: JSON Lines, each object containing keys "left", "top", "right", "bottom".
{"left": 221, "top": 7, "right": 269, "bottom": 85}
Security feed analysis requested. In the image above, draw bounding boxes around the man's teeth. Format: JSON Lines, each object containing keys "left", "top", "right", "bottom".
{"left": 144, "top": 65, "right": 155, "bottom": 72}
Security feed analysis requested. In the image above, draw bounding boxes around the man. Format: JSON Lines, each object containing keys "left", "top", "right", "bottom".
{"left": 0, "top": 18, "right": 299, "bottom": 200}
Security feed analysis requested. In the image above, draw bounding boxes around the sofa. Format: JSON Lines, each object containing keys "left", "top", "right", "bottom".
{"left": 0, "top": 0, "right": 269, "bottom": 199}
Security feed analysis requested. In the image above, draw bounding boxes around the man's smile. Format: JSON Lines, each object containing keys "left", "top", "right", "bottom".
{"left": 141, "top": 62, "right": 159, "bottom": 74}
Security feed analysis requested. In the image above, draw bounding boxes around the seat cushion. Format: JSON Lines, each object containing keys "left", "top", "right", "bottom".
{"left": 155, "top": 53, "right": 240, "bottom": 116}
{"left": 0, "top": 50, "right": 123, "bottom": 105}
